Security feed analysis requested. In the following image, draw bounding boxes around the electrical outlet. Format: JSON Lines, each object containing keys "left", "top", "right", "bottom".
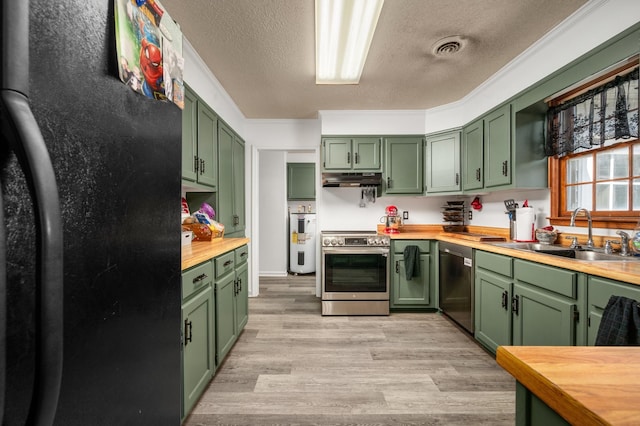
{"left": 468, "top": 210, "right": 473, "bottom": 220}
{"left": 403, "top": 211, "right": 409, "bottom": 220}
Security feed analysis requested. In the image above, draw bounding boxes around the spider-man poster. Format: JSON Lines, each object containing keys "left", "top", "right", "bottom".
{"left": 115, "top": 0, "right": 184, "bottom": 109}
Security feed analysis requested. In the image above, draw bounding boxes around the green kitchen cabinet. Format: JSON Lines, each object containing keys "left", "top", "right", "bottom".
{"left": 182, "top": 85, "right": 218, "bottom": 189}
{"left": 483, "top": 104, "right": 512, "bottom": 188}
{"left": 217, "top": 121, "right": 245, "bottom": 237}
{"left": 474, "top": 252, "right": 586, "bottom": 353}
{"left": 425, "top": 130, "right": 461, "bottom": 193}
{"left": 586, "top": 275, "right": 640, "bottom": 345}
{"left": 287, "top": 163, "right": 316, "bottom": 200}
{"left": 181, "top": 261, "right": 215, "bottom": 420}
{"left": 515, "top": 382, "right": 570, "bottom": 426}
{"left": 321, "top": 137, "right": 382, "bottom": 171}
{"left": 214, "top": 245, "right": 249, "bottom": 366}
{"left": 390, "top": 241, "right": 434, "bottom": 310}
{"left": 512, "top": 259, "right": 584, "bottom": 347}
{"left": 475, "top": 251, "right": 513, "bottom": 354}
{"left": 383, "top": 136, "right": 424, "bottom": 194}
{"left": 461, "top": 102, "right": 547, "bottom": 193}
{"left": 462, "top": 119, "right": 484, "bottom": 191}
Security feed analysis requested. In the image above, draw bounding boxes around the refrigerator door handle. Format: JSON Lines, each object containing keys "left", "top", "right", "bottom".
{"left": 2, "top": 1, "right": 64, "bottom": 424}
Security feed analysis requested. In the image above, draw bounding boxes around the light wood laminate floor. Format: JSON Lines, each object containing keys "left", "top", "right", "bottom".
{"left": 184, "top": 274, "right": 515, "bottom": 425}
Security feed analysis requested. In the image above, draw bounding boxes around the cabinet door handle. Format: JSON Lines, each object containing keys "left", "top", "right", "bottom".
{"left": 347, "top": 152, "right": 351, "bottom": 164}
{"left": 387, "top": 177, "right": 391, "bottom": 188}
{"left": 192, "top": 273, "right": 208, "bottom": 284}
{"left": 184, "top": 319, "right": 192, "bottom": 346}
{"left": 194, "top": 155, "right": 199, "bottom": 173}
{"left": 395, "top": 260, "right": 399, "bottom": 274}
{"left": 511, "top": 295, "right": 519, "bottom": 315}
{"left": 238, "top": 277, "right": 242, "bottom": 293}
{"left": 455, "top": 173, "right": 459, "bottom": 185}
{"left": 200, "top": 158, "right": 205, "bottom": 174}
{"left": 233, "top": 214, "right": 239, "bottom": 226}
{"left": 501, "top": 290, "right": 508, "bottom": 310}
{"left": 234, "top": 279, "right": 238, "bottom": 295}
{"left": 502, "top": 160, "right": 508, "bottom": 176}
{"left": 476, "top": 167, "right": 481, "bottom": 182}
{"left": 354, "top": 152, "right": 359, "bottom": 164}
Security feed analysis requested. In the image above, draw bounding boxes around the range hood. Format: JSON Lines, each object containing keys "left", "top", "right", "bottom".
{"left": 322, "top": 172, "right": 382, "bottom": 187}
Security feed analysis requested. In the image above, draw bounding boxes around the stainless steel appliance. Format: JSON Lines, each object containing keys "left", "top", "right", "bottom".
{"left": 321, "top": 231, "right": 390, "bottom": 315}
{"left": 439, "top": 241, "right": 474, "bottom": 333}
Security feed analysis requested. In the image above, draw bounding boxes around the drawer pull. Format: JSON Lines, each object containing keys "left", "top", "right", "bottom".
{"left": 192, "top": 273, "right": 208, "bottom": 284}
{"left": 223, "top": 260, "right": 233, "bottom": 267}
{"left": 240, "top": 252, "right": 247, "bottom": 258}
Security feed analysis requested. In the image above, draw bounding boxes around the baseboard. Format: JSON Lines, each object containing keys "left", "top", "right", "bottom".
{"left": 259, "top": 271, "right": 289, "bottom": 277}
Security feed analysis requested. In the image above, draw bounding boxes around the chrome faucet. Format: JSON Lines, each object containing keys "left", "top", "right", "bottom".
{"left": 616, "top": 230, "right": 632, "bottom": 256}
{"left": 569, "top": 207, "right": 594, "bottom": 249}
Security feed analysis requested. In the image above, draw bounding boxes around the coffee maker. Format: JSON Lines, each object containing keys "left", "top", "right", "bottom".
{"left": 383, "top": 205, "right": 400, "bottom": 234}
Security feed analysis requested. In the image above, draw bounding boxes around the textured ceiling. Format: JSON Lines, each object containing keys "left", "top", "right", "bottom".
{"left": 160, "top": 0, "right": 588, "bottom": 119}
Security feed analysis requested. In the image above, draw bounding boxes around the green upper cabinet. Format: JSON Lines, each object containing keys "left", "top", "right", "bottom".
{"left": 218, "top": 122, "right": 245, "bottom": 237}
{"left": 383, "top": 136, "right": 424, "bottom": 194}
{"left": 321, "top": 137, "right": 382, "bottom": 171}
{"left": 425, "top": 130, "right": 461, "bottom": 193}
{"left": 287, "top": 163, "right": 316, "bottom": 200}
{"left": 182, "top": 87, "right": 198, "bottom": 182}
{"left": 182, "top": 85, "right": 218, "bottom": 189}
{"left": 483, "top": 104, "right": 512, "bottom": 188}
{"left": 462, "top": 101, "right": 547, "bottom": 193}
{"left": 462, "top": 119, "right": 484, "bottom": 191}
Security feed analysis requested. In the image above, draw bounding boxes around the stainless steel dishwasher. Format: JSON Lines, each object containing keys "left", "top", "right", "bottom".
{"left": 438, "top": 241, "right": 474, "bottom": 334}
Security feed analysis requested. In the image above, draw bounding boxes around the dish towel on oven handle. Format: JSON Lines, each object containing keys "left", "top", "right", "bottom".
{"left": 595, "top": 295, "right": 640, "bottom": 346}
{"left": 403, "top": 245, "right": 420, "bottom": 281}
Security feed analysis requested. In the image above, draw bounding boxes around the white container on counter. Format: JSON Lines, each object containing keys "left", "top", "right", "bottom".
{"left": 181, "top": 231, "right": 193, "bottom": 245}
{"left": 514, "top": 207, "right": 535, "bottom": 242}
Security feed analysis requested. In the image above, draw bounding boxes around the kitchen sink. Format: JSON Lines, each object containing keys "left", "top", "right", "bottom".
{"left": 489, "top": 242, "right": 639, "bottom": 261}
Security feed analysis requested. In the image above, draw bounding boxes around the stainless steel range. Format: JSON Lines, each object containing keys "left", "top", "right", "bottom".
{"left": 321, "top": 231, "right": 390, "bottom": 316}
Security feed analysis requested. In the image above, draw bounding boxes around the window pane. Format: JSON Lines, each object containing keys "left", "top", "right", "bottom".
{"left": 566, "top": 156, "right": 593, "bottom": 184}
{"left": 596, "top": 147, "right": 628, "bottom": 180}
{"left": 596, "top": 181, "right": 628, "bottom": 210}
{"left": 566, "top": 184, "right": 592, "bottom": 211}
{"left": 634, "top": 178, "right": 640, "bottom": 210}
{"left": 634, "top": 144, "right": 640, "bottom": 177}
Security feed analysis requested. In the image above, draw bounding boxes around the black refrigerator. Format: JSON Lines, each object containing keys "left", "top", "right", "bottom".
{"left": 1, "top": 1, "right": 181, "bottom": 424}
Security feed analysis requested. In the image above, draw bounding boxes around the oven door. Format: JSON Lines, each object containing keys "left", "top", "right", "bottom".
{"left": 321, "top": 247, "right": 389, "bottom": 300}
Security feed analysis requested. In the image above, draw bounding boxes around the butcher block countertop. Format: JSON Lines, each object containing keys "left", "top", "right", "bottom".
{"left": 380, "top": 224, "right": 640, "bottom": 286}
{"left": 182, "top": 237, "right": 250, "bottom": 270}
{"left": 497, "top": 346, "right": 640, "bottom": 425}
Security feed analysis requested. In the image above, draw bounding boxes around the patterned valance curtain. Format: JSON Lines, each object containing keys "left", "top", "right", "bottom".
{"left": 545, "top": 67, "right": 639, "bottom": 157}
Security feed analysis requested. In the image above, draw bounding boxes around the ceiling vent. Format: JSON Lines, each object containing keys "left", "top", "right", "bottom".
{"left": 432, "top": 36, "right": 466, "bottom": 56}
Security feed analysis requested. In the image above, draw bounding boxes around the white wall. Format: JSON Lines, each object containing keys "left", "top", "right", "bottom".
{"left": 258, "top": 151, "right": 287, "bottom": 276}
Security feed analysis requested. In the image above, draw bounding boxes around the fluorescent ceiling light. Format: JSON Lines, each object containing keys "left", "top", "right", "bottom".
{"left": 315, "top": 0, "right": 384, "bottom": 84}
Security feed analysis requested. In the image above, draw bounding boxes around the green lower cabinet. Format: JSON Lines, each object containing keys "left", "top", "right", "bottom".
{"left": 586, "top": 275, "right": 640, "bottom": 345}
{"left": 215, "top": 270, "right": 237, "bottom": 364}
{"left": 475, "top": 268, "right": 512, "bottom": 353}
{"left": 181, "top": 261, "right": 215, "bottom": 420}
{"left": 235, "top": 261, "right": 249, "bottom": 331}
{"left": 390, "top": 241, "right": 434, "bottom": 310}
{"left": 474, "top": 251, "right": 586, "bottom": 353}
{"left": 512, "top": 283, "right": 577, "bottom": 346}
{"left": 516, "top": 382, "right": 569, "bottom": 426}
{"left": 214, "top": 245, "right": 250, "bottom": 366}
{"left": 513, "top": 259, "right": 583, "bottom": 347}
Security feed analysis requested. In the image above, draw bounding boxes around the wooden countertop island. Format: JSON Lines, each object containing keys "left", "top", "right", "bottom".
{"left": 497, "top": 346, "right": 640, "bottom": 425}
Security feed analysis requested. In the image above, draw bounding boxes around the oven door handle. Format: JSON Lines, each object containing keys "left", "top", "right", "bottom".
{"left": 322, "top": 248, "right": 389, "bottom": 256}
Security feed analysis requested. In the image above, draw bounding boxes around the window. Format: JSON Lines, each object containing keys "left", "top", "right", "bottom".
{"left": 548, "top": 59, "right": 639, "bottom": 228}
